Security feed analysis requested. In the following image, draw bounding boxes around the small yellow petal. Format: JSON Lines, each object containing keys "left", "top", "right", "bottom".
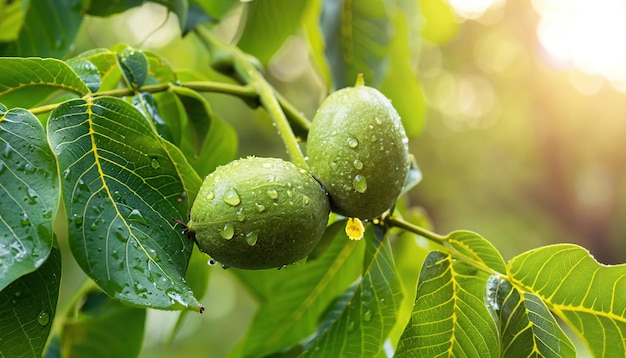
{"left": 346, "top": 217, "right": 364, "bottom": 240}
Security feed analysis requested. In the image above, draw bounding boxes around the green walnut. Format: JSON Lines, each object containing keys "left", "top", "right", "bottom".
{"left": 187, "top": 157, "right": 330, "bottom": 270}
{"left": 306, "top": 76, "right": 410, "bottom": 219}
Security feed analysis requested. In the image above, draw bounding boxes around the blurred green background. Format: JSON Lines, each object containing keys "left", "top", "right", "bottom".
{"left": 57, "top": 0, "right": 625, "bottom": 356}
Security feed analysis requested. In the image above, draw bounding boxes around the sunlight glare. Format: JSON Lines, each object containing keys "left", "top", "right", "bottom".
{"left": 447, "top": 0, "right": 505, "bottom": 19}
{"left": 534, "top": 0, "right": 626, "bottom": 89}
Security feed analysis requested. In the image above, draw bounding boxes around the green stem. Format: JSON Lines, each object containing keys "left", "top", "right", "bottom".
{"left": 194, "top": 26, "right": 309, "bottom": 169}
{"left": 383, "top": 214, "right": 502, "bottom": 277}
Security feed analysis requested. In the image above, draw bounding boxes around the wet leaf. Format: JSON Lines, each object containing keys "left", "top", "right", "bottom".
{"left": 117, "top": 46, "right": 149, "bottom": 89}
{"left": 47, "top": 97, "right": 202, "bottom": 312}
{"left": 0, "top": 105, "right": 59, "bottom": 291}
{"left": 0, "top": 247, "right": 61, "bottom": 358}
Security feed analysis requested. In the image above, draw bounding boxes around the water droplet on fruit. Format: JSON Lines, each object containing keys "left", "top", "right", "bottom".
{"left": 347, "top": 137, "right": 359, "bottom": 148}
{"left": 370, "top": 134, "right": 377, "bottom": 142}
{"left": 150, "top": 157, "right": 161, "bottom": 169}
{"left": 363, "top": 310, "right": 372, "bottom": 322}
{"left": 266, "top": 189, "right": 278, "bottom": 200}
{"left": 236, "top": 208, "right": 245, "bottom": 221}
{"left": 255, "top": 203, "right": 266, "bottom": 212}
{"left": 262, "top": 162, "right": 272, "bottom": 169}
{"left": 375, "top": 117, "right": 383, "bottom": 125}
{"left": 223, "top": 188, "right": 240, "bottom": 206}
{"left": 330, "top": 161, "right": 338, "bottom": 169}
{"left": 208, "top": 259, "right": 217, "bottom": 266}
{"left": 219, "top": 224, "right": 234, "bottom": 240}
{"left": 206, "top": 191, "right": 215, "bottom": 201}
{"left": 286, "top": 190, "right": 293, "bottom": 198}
{"left": 353, "top": 159, "right": 363, "bottom": 170}
{"left": 37, "top": 311, "right": 49, "bottom": 326}
{"left": 353, "top": 175, "right": 367, "bottom": 193}
{"left": 246, "top": 231, "right": 259, "bottom": 246}
{"left": 302, "top": 195, "right": 310, "bottom": 206}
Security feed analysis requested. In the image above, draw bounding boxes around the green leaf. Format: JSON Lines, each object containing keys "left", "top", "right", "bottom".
{"left": 47, "top": 97, "right": 202, "bottom": 312}
{"left": 59, "top": 289, "right": 146, "bottom": 357}
{"left": 321, "top": 0, "right": 392, "bottom": 89}
{"left": 183, "top": 113, "right": 237, "bottom": 178}
{"left": 78, "top": 49, "right": 124, "bottom": 92}
{"left": 486, "top": 276, "right": 576, "bottom": 357}
{"left": 117, "top": 46, "right": 149, "bottom": 89}
{"left": 0, "top": 105, "right": 59, "bottom": 291}
{"left": 236, "top": 220, "right": 365, "bottom": 357}
{"left": 0, "top": 247, "right": 61, "bottom": 358}
{"left": 169, "top": 86, "right": 213, "bottom": 157}
{"left": 380, "top": 12, "right": 425, "bottom": 138}
{"left": 66, "top": 57, "right": 101, "bottom": 93}
{"left": 0, "top": 0, "right": 27, "bottom": 42}
{"left": 508, "top": 244, "right": 626, "bottom": 358}
{"left": 0, "top": 0, "right": 83, "bottom": 58}
{"left": 0, "top": 58, "right": 90, "bottom": 109}
{"left": 446, "top": 230, "right": 507, "bottom": 274}
{"left": 395, "top": 251, "right": 499, "bottom": 357}
{"left": 190, "top": 0, "right": 239, "bottom": 20}
{"left": 84, "top": 0, "right": 144, "bottom": 16}
{"left": 160, "top": 139, "right": 202, "bottom": 206}
{"left": 237, "top": 0, "right": 310, "bottom": 65}
{"left": 144, "top": 50, "right": 178, "bottom": 85}
{"left": 133, "top": 92, "right": 176, "bottom": 143}
{"left": 301, "top": 225, "right": 403, "bottom": 357}
{"left": 302, "top": 0, "right": 331, "bottom": 89}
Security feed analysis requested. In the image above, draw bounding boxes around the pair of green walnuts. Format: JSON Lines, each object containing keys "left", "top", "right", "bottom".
{"left": 186, "top": 79, "right": 410, "bottom": 269}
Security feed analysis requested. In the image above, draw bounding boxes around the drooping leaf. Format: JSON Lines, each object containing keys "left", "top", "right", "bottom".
{"left": 0, "top": 0, "right": 27, "bottom": 42}
{"left": 47, "top": 97, "right": 202, "bottom": 312}
{"left": 0, "top": 105, "right": 59, "bottom": 291}
{"left": 380, "top": 12, "right": 425, "bottom": 138}
{"left": 395, "top": 251, "right": 500, "bottom": 357}
{"left": 0, "top": 247, "right": 61, "bottom": 358}
{"left": 235, "top": 220, "right": 365, "bottom": 357}
{"left": 320, "top": 0, "right": 392, "bottom": 89}
{"left": 507, "top": 244, "right": 626, "bottom": 358}
{"left": 169, "top": 86, "right": 213, "bottom": 157}
{"left": 446, "top": 230, "right": 507, "bottom": 274}
{"left": 0, "top": 0, "right": 83, "bottom": 58}
{"left": 117, "top": 46, "right": 149, "bottom": 89}
{"left": 486, "top": 276, "right": 576, "bottom": 357}
{"left": 301, "top": 225, "right": 403, "bottom": 357}
{"left": 78, "top": 49, "right": 123, "bottom": 92}
{"left": 237, "top": 0, "right": 310, "bottom": 65}
{"left": 58, "top": 289, "right": 146, "bottom": 357}
{"left": 0, "top": 58, "right": 90, "bottom": 109}
{"left": 66, "top": 57, "right": 101, "bottom": 93}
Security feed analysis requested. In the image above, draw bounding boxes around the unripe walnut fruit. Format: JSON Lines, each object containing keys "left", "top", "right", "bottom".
{"left": 306, "top": 78, "right": 410, "bottom": 219}
{"left": 187, "top": 157, "right": 330, "bottom": 270}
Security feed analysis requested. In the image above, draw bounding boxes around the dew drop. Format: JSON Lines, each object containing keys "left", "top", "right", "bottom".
{"left": 219, "top": 224, "right": 234, "bottom": 240}
{"left": 352, "top": 175, "right": 367, "bottom": 193}
{"left": 0, "top": 162, "right": 5, "bottom": 174}
{"left": 375, "top": 117, "right": 383, "bottom": 125}
{"left": 20, "top": 213, "right": 31, "bottom": 227}
{"left": 266, "top": 189, "right": 279, "bottom": 200}
{"left": 150, "top": 157, "right": 161, "bottom": 169}
{"left": 262, "top": 162, "right": 272, "bottom": 169}
{"left": 255, "top": 203, "right": 266, "bottom": 212}
{"left": 329, "top": 161, "right": 338, "bottom": 170}
{"left": 347, "top": 137, "right": 359, "bottom": 148}
{"left": 348, "top": 321, "right": 356, "bottom": 332}
{"left": 208, "top": 259, "right": 217, "bottom": 266}
{"left": 223, "top": 188, "right": 241, "bottom": 206}
{"left": 302, "top": 195, "right": 310, "bottom": 206}
{"left": 37, "top": 311, "right": 49, "bottom": 326}
{"left": 363, "top": 309, "right": 372, "bottom": 322}
{"left": 370, "top": 135, "right": 377, "bottom": 142}
{"left": 286, "top": 190, "right": 293, "bottom": 198}
{"left": 128, "top": 209, "right": 149, "bottom": 225}
{"left": 246, "top": 230, "right": 259, "bottom": 246}
{"left": 236, "top": 207, "right": 245, "bottom": 221}
{"left": 3, "top": 143, "right": 12, "bottom": 159}
{"left": 206, "top": 191, "right": 215, "bottom": 201}
{"left": 353, "top": 159, "right": 363, "bottom": 170}
{"left": 73, "top": 214, "right": 84, "bottom": 228}
{"left": 113, "top": 191, "right": 122, "bottom": 201}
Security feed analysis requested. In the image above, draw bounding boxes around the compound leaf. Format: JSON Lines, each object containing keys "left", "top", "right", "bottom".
{"left": 47, "top": 97, "right": 202, "bottom": 312}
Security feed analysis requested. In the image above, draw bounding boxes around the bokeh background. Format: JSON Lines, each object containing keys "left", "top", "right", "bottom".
{"left": 58, "top": 0, "right": 626, "bottom": 356}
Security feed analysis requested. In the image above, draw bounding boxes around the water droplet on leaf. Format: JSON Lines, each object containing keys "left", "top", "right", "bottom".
{"left": 363, "top": 310, "right": 372, "bottom": 322}
{"left": 37, "top": 311, "right": 49, "bottom": 326}
{"left": 150, "top": 157, "right": 161, "bottom": 169}
{"left": 128, "top": 209, "right": 149, "bottom": 225}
